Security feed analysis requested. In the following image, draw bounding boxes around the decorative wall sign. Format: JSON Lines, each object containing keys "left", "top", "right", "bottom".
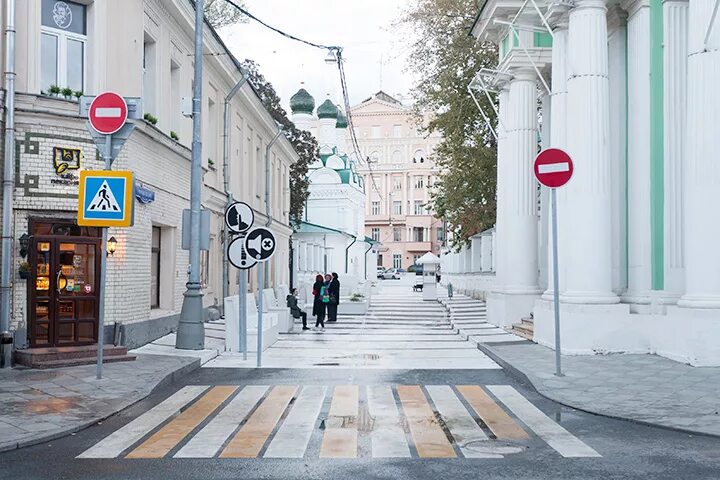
{"left": 53, "top": 147, "right": 82, "bottom": 174}
{"left": 134, "top": 184, "right": 156, "bottom": 204}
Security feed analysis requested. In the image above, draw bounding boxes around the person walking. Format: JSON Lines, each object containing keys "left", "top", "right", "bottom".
{"left": 327, "top": 272, "right": 340, "bottom": 322}
{"left": 312, "top": 274, "right": 326, "bottom": 330}
{"left": 286, "top": 288, "right": 309, "bottom": 330}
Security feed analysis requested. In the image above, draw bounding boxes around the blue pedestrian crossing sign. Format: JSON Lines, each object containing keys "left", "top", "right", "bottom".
{"left": 77, "top": 170, "right": 134, "bottom": 227}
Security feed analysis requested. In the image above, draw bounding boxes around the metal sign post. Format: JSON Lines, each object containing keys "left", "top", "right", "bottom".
{"left": 257, "top": 266, "right": 264, "bottom": 368}
{"left": 225, "top": 202, "right": 256, "bottom": 362}
{"left": 80, "top": 92, "right": 137, "bottom": 380}
{"left": 243, "top": 226, "right": 276, "bottom": 368}
{"left": 534, "top": 148, "right": 574, "bottom": 377}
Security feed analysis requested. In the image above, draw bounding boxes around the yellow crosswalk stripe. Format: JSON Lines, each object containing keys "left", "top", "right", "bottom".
{"left": 126, "top": 386, "right": 237, "bottom": 459}
{"left": 456, "top": 385, "right": 529, "bottom": 440}
{"left": 220, "top": 385, "right": 297, "bottom": 458}
{"left": 320, "top": 385, "right": 359, "bottom": 458}
{"left": 397, "top": 385, "right": 456, "bottom": 458}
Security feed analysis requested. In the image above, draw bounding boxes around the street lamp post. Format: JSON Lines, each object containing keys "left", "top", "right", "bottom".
{"left": 176, "top": 0, "right": 205, "bottom": 350}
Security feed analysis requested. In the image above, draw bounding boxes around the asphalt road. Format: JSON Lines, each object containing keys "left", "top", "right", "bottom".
{"left": 2, "top": 282, "right": 719, "bottom": 479}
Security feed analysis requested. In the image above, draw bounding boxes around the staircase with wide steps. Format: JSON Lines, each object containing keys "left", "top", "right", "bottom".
{"left": 438, "top": 293, "right": 528, "bottom": 345}
{"left": 511, "top": 317, "right": 534, "bottom": 341}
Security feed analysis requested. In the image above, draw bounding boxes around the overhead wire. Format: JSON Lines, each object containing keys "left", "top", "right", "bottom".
{"left": 219, "top": 0, "right": 386, "bottom": 201}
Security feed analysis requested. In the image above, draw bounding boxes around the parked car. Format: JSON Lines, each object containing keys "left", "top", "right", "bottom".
{"left": 376, "top": 266, "right": 386, "bottom": 278}
{"left": 382, "top": 268, "right": 401, "bottom": 280}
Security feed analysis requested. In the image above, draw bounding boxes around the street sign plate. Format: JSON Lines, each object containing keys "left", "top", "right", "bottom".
{"left": 228, "top": 235, "right": 258, "bottom": 270}
{"left": 88, "top": 92, "right": 128, "bottom": 135}
{"left": 225, "top": 202, "right": 254, "bottom": 234}
{"left": 77, "top": 170, "right": 134, "bottom": 227}
{"left": 534, "top": 148, "right": 574, "bottom": 188}
{"left": 244, "top": 227, "right": 276, "bottom": 263}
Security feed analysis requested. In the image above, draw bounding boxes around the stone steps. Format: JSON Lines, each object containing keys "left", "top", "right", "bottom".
{"left": 511, "top": 317, "right": 534, "bottom": 341}
{"left": 15, "top": 345, "right": 135, "bottom": 368}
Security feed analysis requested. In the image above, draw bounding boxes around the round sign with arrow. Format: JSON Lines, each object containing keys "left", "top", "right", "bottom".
{"left": 244, "top": 227, "right": 276, "bottom": 263}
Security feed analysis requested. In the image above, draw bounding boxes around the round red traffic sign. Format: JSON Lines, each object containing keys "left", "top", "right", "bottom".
{"left": 88, "top": 92, "right": 128, "bottom": 135}
{"left": 534, "top": 148, "right": 574, "bottom": 188}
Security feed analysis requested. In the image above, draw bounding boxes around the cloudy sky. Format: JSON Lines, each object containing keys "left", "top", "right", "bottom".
{"left": 219, "top": 0, "right": 417, "bottom": 113}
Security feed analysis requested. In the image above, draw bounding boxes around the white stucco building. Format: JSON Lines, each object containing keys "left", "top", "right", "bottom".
{"left": 289, "top": 88, "right": 377, "bottom": 292}
{"left": 441, "top": 0, "right": 720, "bottom": 366}
{"left": 0, "top": 0, "right": 296, "bottom": 355}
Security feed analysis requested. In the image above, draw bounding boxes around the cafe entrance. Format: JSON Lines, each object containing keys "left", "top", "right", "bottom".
{"left": 28, "top": 219, "right": 102, "bottom": 347}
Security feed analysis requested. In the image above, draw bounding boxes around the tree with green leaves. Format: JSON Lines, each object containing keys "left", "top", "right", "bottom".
{"left": 240, "top": 59, "right": 315, "bottom": 227}
{"left": 399, "top": 0, "right": 498, "bottom": 249}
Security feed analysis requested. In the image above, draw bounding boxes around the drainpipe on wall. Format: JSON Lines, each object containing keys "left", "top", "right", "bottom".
{"left": 345, "top": 236, "right": 357, "bottom": 274}
{"left": 364, "top": 242, "right": 373, "bottom": 280}
{"left": 263, "top": 124, "right": 284, "bottom": 288}
{"left": 1, "top": 0, "right": 16, "bottom": 368}
{"left": 221, "top": 72, "right": 248, "bottom": 313}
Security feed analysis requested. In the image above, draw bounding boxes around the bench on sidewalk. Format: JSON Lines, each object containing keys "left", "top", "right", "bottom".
{"left": 224, "top": 294, "right": 279, "bottom": 352}
{"left": 262, "top": 288, "right": 293, "bottom": 333}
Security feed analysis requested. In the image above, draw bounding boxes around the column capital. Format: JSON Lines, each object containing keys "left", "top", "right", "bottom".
{"left": 509, "top": 67, "right": 537, "bottom": 83}
{"left": 570, "top": 0, "right": 608, "bottom": 12}
{"left": 607, "top": 3, "right": 629, "bottom": 29}
{"left": 619, "top": 0, "right": 649, "bottom": 17}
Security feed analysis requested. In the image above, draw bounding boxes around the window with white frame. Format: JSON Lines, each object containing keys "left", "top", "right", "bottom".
{"left": 371, "top": 201, "right": 380, "bottom": 215}
{"left": 371, "top": 228, "right": 380, "bottom": 242}
{"left": 414, "top": 200, "right": 424, "bottom": 215}
{"left": 413, "top": 254, "right": 421, "bottom": 264}
{"left": 393, "top": 124, "right": 402, "bottom": 138}
{"left": 414, "top": 176, "right": 424, "bottom": 189}
{"left": 394, "top": 178, "right": 402, "bottom": 190}
{"left": 392, "top": 201, "right": 402, "bottom": 216}
{"left": 393, "top": 227, "right": 402, "bottom": 242}
{"left": 41, "top": 0, "right": 87, "bottom": 94}
{"left": 412, "top": 227, "right": 425, "bottom": 242}
{"left": 393, "top": 253, "right": 402, "bottom": 269}
{"left": 371, "top": 125, "right": 382, "bottom": 138}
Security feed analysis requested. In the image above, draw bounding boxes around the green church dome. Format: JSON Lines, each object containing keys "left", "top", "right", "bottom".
{"left": 335, "top": 110, "right": 348, "bottom": 128}
{"left": 317, "top": 99, "right": 338, "bottom": 119}
{"left": 290, "top": 88, "right": 315, "bottom": 114}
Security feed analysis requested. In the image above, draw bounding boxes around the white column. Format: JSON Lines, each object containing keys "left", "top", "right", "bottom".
{"left": 493, "top": 87, "right": 511, "bottom": 291}
{"left": 503, "top": 69, "right": 540, "bottom": 294}
{"left": 663, "top": 0, "right": 688, "bottom": 298}
{"left": 538, "top": 92, "right": 551, "bottom": 292}
{"left": 471, "top": 236, "right": 482, "bottom": 272}
{"left": 481, "top": 234, "right": 492, "bottom": 272}
{"left": 607, "top": 6, "right": 629, "bottom": 296}
{"left": 292, "top": 240, "right": 300, "bottom": 273}
{"left": 623, "top": 0, "right": 652, "bottom": 304}
{"left": 490, "top": 230, "right": 496, "bottom": 272}
{"left": 544, "top": 20, "right": 569, "bottom": 300}
{"left": 678, "top": 0, "right": 720, "bottom": 308}
{"left": 563, "top": 0, "right": 618, "bottom": 304}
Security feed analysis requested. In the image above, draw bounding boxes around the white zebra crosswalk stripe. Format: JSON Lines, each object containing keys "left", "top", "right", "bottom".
{"left": 174, "top": 385, "right": 269, "bottom": 458}
{"left": 424, "top": 385, "right": 499, "bottom": 459}
{"left": 78, "top": 385, "right": 209, "bottom": 459}
{"left": 488, "top": 385, "right": 601, "bottom": 458}
{"left": 367, "top": 385, "right": 411, "bottom": 458}
{"left": 263, "top": 386, "right": 327, "bottom": 458}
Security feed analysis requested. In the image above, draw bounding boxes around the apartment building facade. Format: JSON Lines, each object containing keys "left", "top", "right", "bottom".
{"left": 0, "top": 0, "right": 297, "bottom": 350}
{"left": 352, "top": 92, "right": 443, "bottom": 270}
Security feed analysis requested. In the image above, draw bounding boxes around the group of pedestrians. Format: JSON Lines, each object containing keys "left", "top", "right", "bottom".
{"left": 285, "top": 273, "right": 340, "bottom": 332}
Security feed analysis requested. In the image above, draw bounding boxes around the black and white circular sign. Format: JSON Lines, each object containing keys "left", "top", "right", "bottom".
{"left": 228, "top": 235, "right": 258, "bottom": 270}
{"left": 244, "top": 227, "right": 276, "bottom": 262}
{"left": 225, "top": 202, "right": 254, "bottom": 234}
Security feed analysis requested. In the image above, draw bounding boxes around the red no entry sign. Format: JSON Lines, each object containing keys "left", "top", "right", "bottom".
{"left": 534, "top": 148, "right": 574, "bottom": 188}
{"left": 88, "top": 92, "right": 128, "bottom": 135}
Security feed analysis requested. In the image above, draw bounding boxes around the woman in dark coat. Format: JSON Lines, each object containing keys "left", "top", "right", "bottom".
{"left": 327, "top": 272, "right": 340, "bottom": 322}
{"left": 312, "top": 274, "right": 326, "bottom": 329}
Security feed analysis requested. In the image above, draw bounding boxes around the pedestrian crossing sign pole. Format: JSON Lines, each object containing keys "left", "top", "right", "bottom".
{"left": 77, "top": 170, "right": 134, "bottom": 227}
{"left": 80, "top": 91, "right": 140, "bottom": 380}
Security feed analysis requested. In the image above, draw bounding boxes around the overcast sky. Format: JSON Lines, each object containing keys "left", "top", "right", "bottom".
{"left": 219, "top": 0, "right": 417, "bottom": 113}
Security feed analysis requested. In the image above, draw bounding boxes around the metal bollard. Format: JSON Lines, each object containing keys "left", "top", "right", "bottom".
{"left": 447, "top": 283, "right": 453, "bottom": 299}
{"left": 0, "top": 331, "right": 13, "bottom": 368}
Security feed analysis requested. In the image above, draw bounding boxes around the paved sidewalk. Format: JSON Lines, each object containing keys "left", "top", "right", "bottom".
{"left": 0, "top": 354, "right": 198, "bottom": 452}
{"left": 480, "top": 342, "right": 720, "bottom": 437}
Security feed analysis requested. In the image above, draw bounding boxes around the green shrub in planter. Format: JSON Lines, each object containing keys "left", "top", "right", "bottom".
{"left": 61, "top": 87, "right": 73, "bottom": 99}
{"left": 170, "top": 131, "right": 179, "bottom": 141}
{"left": 144, "top": 113, "right": 158, "bottom": 125}
{"left": 73, "top": 90, "right": 83, "bottom": 100}
{"left": 49, "top": 85, "right": 61, "bottom": 96}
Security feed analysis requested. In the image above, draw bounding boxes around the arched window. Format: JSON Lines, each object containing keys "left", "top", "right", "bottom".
{"left": 391, "top": 150, "right": 402, "bottom": 163}
{"left": 369, "top": 151, "right": 380, "bottom": 164}
{"left": 413, "top": 150, "right": 425, "bottom": 164}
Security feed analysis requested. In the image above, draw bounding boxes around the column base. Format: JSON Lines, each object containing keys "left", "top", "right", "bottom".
{"left": 487, "top": 291, "right": 540, "bottom": 328}
{"left": 560, "top": 290, "right": 620, "bottom": 305}
{"left": 677, "top": 295, "right": 720, "bottom": 309}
